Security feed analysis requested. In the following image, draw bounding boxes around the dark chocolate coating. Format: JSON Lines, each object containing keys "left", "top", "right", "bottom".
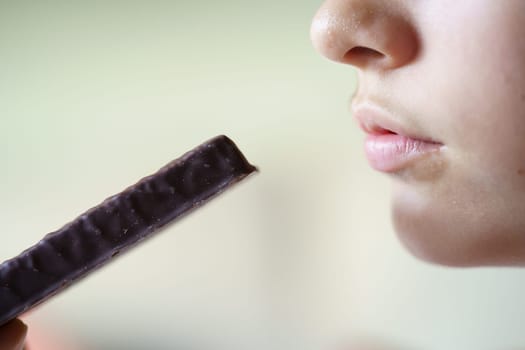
{"left": 0, "top": 135, "right": 256, "bottom": 326}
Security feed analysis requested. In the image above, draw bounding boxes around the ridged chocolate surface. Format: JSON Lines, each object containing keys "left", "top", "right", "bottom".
{"left": 0, "top": 135, "right": 256, "bottom": 326}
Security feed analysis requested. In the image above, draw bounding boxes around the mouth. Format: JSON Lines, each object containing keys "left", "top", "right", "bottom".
{"left": 353, "top": 103, "right": 444, "bottom": 173}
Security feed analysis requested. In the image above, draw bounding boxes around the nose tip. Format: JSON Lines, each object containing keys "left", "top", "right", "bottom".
{"left": 310, "top": 9, "right": 357, "bottom": 63}
{"left": 310, "top": 1, "right": 419, "bottom": 70}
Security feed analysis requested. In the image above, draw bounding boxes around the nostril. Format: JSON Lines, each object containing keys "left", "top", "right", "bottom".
{"left": 343, "top": 46, "right": 386, "bottom": 66}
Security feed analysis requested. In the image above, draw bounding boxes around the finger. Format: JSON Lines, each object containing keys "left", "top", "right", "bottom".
{"left": 0, "top": 319, "right": 28, "bottom": 350}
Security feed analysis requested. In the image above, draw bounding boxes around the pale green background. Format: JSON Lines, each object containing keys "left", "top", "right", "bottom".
{"left": 2, "top": 1, "right": 525, "bottom": 349}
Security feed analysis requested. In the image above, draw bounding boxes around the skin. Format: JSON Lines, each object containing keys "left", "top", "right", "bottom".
{"left": 0, "top": 318, "right": 78, "bottom": 350}
{"left": 0, "top": 320, "right": 27, "bottom": 350}
{"left": 311, "top": 0, "right": 525, "bottom": 266}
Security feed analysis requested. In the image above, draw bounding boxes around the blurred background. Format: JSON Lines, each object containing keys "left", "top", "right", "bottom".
{"left": 2, "top": 1, "right": 525, "bottom": 349}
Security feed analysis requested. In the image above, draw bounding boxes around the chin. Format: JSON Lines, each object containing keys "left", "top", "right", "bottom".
{"left": 390, "top": 189, "right": 525, "bottom": 268}
{"left": 391, "top": 217, "right": 481, "bottom": 267}
{"left": 392, "top": 224, "right": 486, "bottom": 268}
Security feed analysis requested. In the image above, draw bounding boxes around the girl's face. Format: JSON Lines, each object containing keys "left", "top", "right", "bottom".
{"left": 311, "top": 0, "right": 525, "bottom": 266}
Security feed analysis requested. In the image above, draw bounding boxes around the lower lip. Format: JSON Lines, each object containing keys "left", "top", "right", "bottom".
{"left": 364, "top": 133, "right": 442, "bottom": 172}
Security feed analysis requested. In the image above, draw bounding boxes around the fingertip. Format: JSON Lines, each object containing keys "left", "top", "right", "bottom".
{"left": 0, "top": 319, "right": 28, "bottom": 350}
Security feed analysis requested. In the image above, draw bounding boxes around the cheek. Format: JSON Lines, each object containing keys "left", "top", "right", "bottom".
{"left": 414, "top": 1, "right": 525, "bottom": 148}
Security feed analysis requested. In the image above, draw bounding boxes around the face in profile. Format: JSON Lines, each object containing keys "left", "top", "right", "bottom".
{"left": 311, "top": 0, "right": 525, "bottom": 266}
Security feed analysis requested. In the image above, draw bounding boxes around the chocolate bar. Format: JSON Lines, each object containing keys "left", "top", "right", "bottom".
{"left": 0, "top": 135, "right": 256, "bottom": 326}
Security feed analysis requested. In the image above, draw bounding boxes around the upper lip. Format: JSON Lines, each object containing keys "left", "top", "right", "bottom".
{"left": 351, "top": 99, "right": 442, "bottom": 144}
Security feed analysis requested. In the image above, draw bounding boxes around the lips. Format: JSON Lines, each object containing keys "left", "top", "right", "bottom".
{"left": 353, "top": 104, "right": 443, "bottom": 173}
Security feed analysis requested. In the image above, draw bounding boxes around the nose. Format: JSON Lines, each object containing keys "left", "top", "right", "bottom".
{"left": 310, "top": 0, "right": 419, "bottom": 70}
